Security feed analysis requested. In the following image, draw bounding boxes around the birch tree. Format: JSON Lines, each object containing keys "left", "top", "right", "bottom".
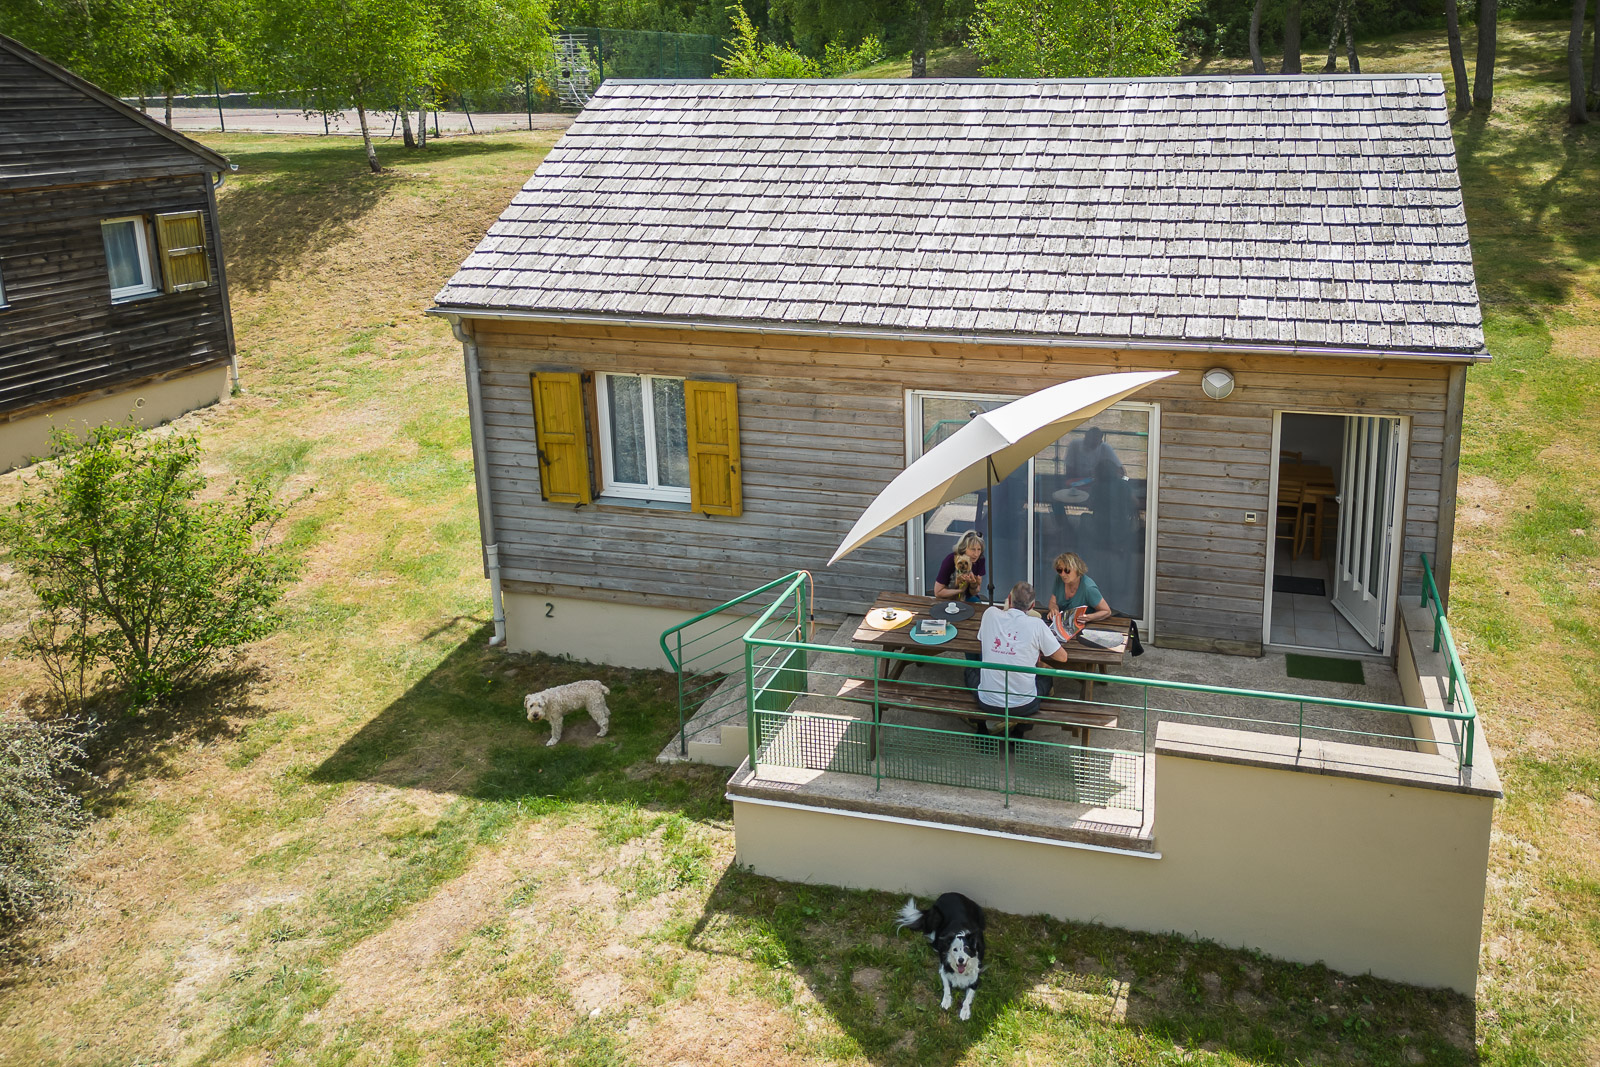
{"left": 1569, "top": 0, "right": 1589, "bottom": 124}
{"left": 1445, "top": 0, "right": 1470, "bottom": 111}
{"left": 1473, "top": 0, "right": 1496, "bottom": 109}
{"left": 255, "top": 0, "right": 434, "bottom": 172}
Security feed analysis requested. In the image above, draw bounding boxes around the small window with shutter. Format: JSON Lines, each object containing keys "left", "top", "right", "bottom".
{"left": 540, "top": 372, "right": 741, "bottom": 516}
{"left": 155, "top": 210, "right": 211, "bottom": 293}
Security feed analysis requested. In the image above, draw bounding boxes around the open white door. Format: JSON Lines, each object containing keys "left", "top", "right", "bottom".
{"left": 1332, "top": 416, "right": 1403, "bottom": 649}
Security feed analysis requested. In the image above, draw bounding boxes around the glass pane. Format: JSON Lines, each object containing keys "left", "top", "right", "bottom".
{"left": 606, "top": 375, "right": 647, "bottom": 485}
{"left": 1033, "top": 407, "right": 1150, "bottom": 619}
{"left": 652, "top": 378, "right": 689, "bottom": 488}
{"left": 1368, "top": 420, "right": 1391, "bottom": 592}
{"left": 918, "top": 396, "right": 1029, "bottom": 602}
{"left": 102, "top": 221, "right": 144, "bottom": 292}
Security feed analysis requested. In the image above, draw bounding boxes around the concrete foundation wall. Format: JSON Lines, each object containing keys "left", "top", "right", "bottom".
{"left": 733, "top": 722, "right": 1496, "bottom": 993}
{"left": 503, "top": 589, "right": 695, "bottom": 670}
{"left": 1, "top": 363, "right": 229, "bottom": 473}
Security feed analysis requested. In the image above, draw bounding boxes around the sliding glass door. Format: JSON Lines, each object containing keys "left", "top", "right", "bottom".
{"left": 908, "top": 391, "right": 1157, "bottom": 624}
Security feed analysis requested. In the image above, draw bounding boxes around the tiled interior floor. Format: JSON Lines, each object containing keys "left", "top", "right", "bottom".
{"left": 1269, "top": 537, "right": 1379, "bottom": 653}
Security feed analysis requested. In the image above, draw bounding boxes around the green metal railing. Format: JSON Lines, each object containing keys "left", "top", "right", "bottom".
{"left": 663, "top": 556, "right": 1481, "bottom": 808}
{"left": 1420, "top": 553, "right": 1479, "bottom": 762}
{"left": 660, "top": 571, "right": 811, "bottom": 757}
{"left": 726, "top": 565, "right": 1479, "bottom": 812}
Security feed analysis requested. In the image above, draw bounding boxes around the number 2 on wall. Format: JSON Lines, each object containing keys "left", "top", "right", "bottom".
{"left": 545, "top": 602, "right": 554, "bottom": 618}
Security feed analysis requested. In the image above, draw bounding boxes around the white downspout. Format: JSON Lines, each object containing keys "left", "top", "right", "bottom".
{"left": 451, "top": 316, "right": 506, "bottom": 647}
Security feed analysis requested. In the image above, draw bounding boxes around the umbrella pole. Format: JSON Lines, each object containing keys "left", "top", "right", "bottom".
{"left": 986, "top": 457, "right": 996, "bottom": 605}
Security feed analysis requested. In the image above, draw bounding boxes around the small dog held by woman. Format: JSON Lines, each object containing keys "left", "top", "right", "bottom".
{"left": 523, "top": 680, "right": 611, "bottom": 746}
{"left": 897, "top": 892, "right": 987, "bottom": 1020}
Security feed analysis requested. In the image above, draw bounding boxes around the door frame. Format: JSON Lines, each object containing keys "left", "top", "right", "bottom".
{"left": 1263, "top": 410, "right": 1410, "bottom": 658}
{"left": 903, "top": 388, "right": 1161, "bottom": 634}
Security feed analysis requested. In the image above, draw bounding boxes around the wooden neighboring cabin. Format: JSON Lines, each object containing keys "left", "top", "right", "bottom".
{"left": 434, "top": 76, "right": 1487, "bottom": 665}
{"left": 0, "top": 33, "right": 235, "bottom": 473}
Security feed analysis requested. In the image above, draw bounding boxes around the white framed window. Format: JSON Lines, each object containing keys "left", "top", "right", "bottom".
{"left": 101, "top": 216, "right": 158, "bottom": 299}
{"left": 595, "top": 373, "right": 691, "bottom": 503}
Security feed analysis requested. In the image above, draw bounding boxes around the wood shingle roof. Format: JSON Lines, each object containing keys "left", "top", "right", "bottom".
{"left": 436, "top": 75, "right": 1486, "bottom": 357}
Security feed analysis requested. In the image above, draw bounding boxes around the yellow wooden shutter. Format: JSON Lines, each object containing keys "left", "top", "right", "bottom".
{"left": 531, "top": 372, "right": 593, "bottom": 505}
{"left": 685, "top": 380, "right": 741, "bottom": 516}
{"left": 155, "top": 210, "right": 210, "bottom": 292}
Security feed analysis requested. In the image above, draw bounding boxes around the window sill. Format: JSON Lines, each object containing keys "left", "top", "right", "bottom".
{"left": 110, "top": 289, "right": 162, "bottom": 305}
{"left": 595, "top": 494, "right": 693, "bottom": 513}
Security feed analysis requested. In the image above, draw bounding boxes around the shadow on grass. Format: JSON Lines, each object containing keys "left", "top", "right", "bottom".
{"left": 688, "top": 864, "right": 1480, "bottom": 1067}
{"left": 217, "top": 137, "right": 532, "bottom": 293}
{"left": 307, "top": 626, "right": 727, "bottom": 819}
{"left": 33, "top": 663, "right": 276, "bottom": 813}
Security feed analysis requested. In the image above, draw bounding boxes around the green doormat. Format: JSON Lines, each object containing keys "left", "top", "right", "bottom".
{"left": 1285, "top": 654, "right": 1364, "bottom": 685}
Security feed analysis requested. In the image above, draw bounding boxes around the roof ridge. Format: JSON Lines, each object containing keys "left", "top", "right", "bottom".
{"left": 602, "top": 73, "right": 1444, "bottom": 86}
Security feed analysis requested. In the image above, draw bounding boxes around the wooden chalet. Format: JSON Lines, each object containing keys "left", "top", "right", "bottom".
{"left": 0, "top": 33, "right": 236, "bottom": 472}
{"left": 432, "top": 75, "right": 1487, "bottom": 669}
{"left": 433, "top": 77, "right": 1501, "bottom": 995}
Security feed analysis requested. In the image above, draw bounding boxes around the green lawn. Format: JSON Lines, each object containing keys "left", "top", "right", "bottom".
{"left": 0, "top": 20, "right": 1597, "bottom": 1066}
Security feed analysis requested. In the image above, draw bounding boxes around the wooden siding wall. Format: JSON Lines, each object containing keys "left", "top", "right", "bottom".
{"left": 469, "top": 320, "right": 1457, "bottom": 649}
{"left": 0, "top": 173, "right": 231, "bottom": 417}
{"left": 0, "top": 48, "right": 214, "bottom": 190}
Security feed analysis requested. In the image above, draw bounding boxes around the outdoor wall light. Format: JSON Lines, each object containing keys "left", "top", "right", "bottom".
{"left": 1201, "top": 367, "right": 1235, "bottom": 400}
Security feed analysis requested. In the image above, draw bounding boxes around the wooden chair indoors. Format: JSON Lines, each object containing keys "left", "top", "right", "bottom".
{"left": 1277, "top": 480, "right": 1306, "bottom": 554}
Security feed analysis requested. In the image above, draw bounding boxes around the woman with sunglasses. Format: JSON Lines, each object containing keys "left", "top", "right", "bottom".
{"left": 1047, "top": 552, "right": 1112, "bottom": 623}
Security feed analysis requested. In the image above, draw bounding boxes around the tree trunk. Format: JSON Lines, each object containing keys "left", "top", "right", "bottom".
{"left": 1590, "top": 0, "right": 1600, "bottom": 108}
{"left": 1446, "top": 0, "right": 1471, "bottom": 110}
{"left": 1282, "top": 0, "right": 1302, "bottom": 73}
{"left": 401, "top": 106, "right": 415, "bottom": 148}
{"left": 417, "top": 98, "right": 427, "bottom": 147}
{"left": 164, "top": 87, "right": 173, "bottom": 127}
{"left": 1344, "top": 7, "right": 1360, "bottom": 71}
{"left": 355, "top": 99, "right": 382, "bottom": 171}
{"left": 911, "top": 0, "right": 929, "bottom": 77}
{"left": 1474, "top": 0, "right": 1497, "bottom": 109}
{"left": 1250, "top": 0, "right": 1266, "bottom": 74}
{"left": 1324, "top": 0, "right": 1345, "bottom": 72}
{"left": 1570, "top": 0, "right": 1590, "bottom": 123}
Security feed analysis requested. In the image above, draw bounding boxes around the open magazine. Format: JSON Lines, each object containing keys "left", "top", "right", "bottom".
{"left": 1049, "top": 605, "right": 1088, "bottom": 643}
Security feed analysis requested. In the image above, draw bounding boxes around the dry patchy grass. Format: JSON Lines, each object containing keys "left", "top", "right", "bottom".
{"left": 1, "top": 29, "right": 1599, "bottom": 1064}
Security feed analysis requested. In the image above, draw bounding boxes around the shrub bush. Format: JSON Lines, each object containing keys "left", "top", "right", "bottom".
{"left": 0, "top": 715, "right": 90, "bottom": 934}
{"left": 0, "top": 425, "right": 301, "bottom": 711}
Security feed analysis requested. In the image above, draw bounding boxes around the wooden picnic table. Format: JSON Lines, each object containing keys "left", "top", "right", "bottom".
{"left": 850, "top": 591, "right": 1133, "bottom": 701}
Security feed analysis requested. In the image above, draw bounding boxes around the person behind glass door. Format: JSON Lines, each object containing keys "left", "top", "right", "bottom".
{"left": 1047, "top": 551, "right": 1113, "bottom": 622}
{"left": 934, "top": 530, "right": 986, "bottom": 603}
{"left": 1064, "top": 426, "right": 1124, "bottom": 483}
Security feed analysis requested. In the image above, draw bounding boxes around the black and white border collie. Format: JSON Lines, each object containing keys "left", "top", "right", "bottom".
{"left": 896, "top": 892, "right": 987, "bottom": 1020}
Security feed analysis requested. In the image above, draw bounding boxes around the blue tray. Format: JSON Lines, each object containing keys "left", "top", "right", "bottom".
{"left": 910, "top": 625, "right": 958, "bottom": 645}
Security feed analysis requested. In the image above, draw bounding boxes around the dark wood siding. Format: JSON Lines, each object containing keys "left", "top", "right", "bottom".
{"left": 0, "top": 42, "right": 231, "bottom": 420}
{"left": 467, "top": 320, "right": 1458, "bottom": 652}
{"left": 0, "top": 48, "right": 214, "bottom": 191}
{"left": 0, "top": 173, "right": 230, "bottom": 417}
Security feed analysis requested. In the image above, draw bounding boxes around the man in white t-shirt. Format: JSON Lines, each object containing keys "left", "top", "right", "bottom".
{"left": 967, "top": 581, "right": 1073, "bottom": 736}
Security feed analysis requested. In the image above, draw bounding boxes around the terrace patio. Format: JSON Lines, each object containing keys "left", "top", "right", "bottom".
{"left": 657, "top": 567, "right": 1497, "bottom": 992}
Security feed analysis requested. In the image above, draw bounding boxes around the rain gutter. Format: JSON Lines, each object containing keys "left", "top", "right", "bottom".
{"left": 446, "top": 315, "right": 507, "bottom": 647}
{"left": 426, "top": 306, "right": 1491, "bottom": 364}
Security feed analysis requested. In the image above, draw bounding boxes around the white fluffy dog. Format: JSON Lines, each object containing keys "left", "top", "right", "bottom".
{"left": 524, "top": 680, "right": 611, "bottom": 746}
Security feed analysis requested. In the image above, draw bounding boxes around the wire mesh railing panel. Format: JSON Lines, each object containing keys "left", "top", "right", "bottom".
{"left": 1007, "top": 738, "right": 1143, "bottom": 807}
{"left": 877, "top": 724, "right": 1005, "bottom": 793}
{"left": 754, "top": 711, "right": 874, "bottom": 776}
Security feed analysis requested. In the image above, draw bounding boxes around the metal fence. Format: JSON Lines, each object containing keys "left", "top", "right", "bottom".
{"left": 564, "top": 26, "right": 721, "bottom": 81}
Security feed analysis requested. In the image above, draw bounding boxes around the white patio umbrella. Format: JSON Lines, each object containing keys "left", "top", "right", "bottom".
{"left": 828, "top": 370, "right": 1176, "bottom": 602}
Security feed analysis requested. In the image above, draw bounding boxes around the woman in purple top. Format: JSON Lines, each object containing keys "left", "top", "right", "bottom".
{"left": 934, "top": 531, "right": 986, "bottom": 603}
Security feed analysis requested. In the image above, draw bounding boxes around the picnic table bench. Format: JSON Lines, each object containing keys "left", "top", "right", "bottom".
{"left": 833, "top": 678, "right": 1122, "bottom": 759}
